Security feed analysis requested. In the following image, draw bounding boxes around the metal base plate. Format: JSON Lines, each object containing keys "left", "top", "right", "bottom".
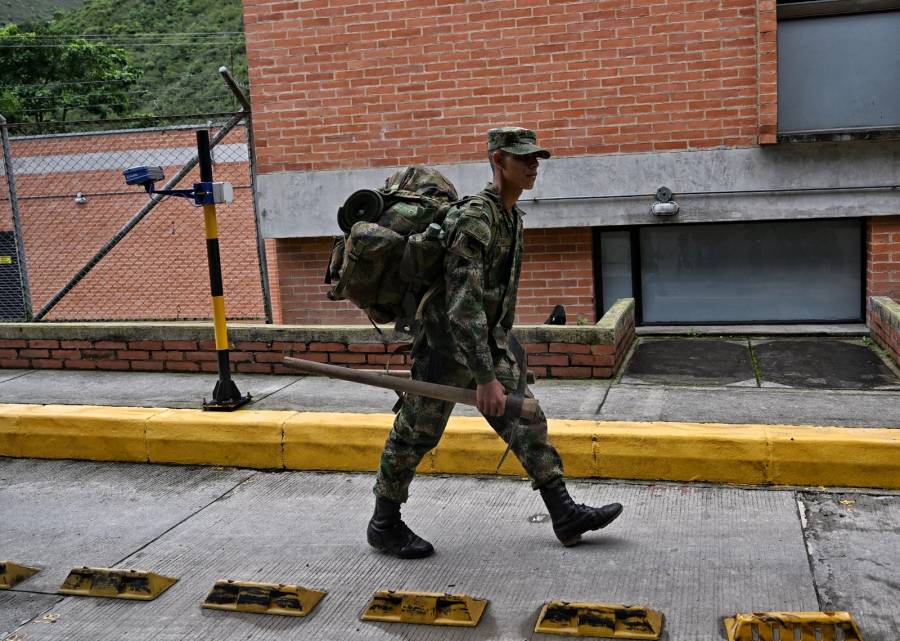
{"left": 0, "top": 562, "right": 40, "bottom": 589}
{"left": 202, "top": 579, "right": 326, "bottom": 617}
{"left": 202, "top": 394, "right": 252, "bottom": 412}
{"left": 58, "top": 567, "right": 178, "bottom": 601}
{"left": 361, "top": 590, "right": 488, "bottom": 627}
{"left": 534, "top": 601, "right": 664, "bottom": 639}
{"left": 723, "top": 611, "right": 864, "bottom": 641}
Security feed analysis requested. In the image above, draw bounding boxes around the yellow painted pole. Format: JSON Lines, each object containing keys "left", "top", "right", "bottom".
{"left": 197, "top": 130, "right": 250, "bottom": 410}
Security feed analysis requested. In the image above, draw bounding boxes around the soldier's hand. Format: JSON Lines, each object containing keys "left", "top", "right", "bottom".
{"left": 476, "top": 379, "right": 507, "bottom": 417}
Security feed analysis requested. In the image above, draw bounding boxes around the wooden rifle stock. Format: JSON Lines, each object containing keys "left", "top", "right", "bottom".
{"left": 283, "top": 356, "right": 539, "bottom": 421}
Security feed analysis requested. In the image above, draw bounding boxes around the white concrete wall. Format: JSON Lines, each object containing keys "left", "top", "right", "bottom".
{"left": 256, "top": 140, "right": 900, "bottom": 238}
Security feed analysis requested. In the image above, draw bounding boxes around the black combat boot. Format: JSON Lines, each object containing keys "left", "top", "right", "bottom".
{"left": 539, "top": 480, "right": 623, "bottom": 547}
{"left": 366, "top": 496, "right": 435, "bottom": 559}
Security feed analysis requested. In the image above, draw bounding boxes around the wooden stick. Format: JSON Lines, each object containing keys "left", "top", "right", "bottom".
{"left": 349, "top": 368, "right": 535, "bottom": 383}
{"left": 357, "top": 369, "right": 412, "bottom": 378}
{"left": 283, "top": 356, "right": 539, "bottom": 421}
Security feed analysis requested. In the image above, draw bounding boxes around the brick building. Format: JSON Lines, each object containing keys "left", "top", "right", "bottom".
{"left": 240, "top": 0, "right": 899, "bottom": 327}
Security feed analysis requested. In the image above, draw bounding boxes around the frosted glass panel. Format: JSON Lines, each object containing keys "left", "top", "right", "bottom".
{"left": 778, "top": 12, "right": 900, "bottom": 133}
{"left": 640, "top": 220, "right": 861, "bottom": 323}
{"left": 599, "top": 231, "right": 632, "bottom": 314}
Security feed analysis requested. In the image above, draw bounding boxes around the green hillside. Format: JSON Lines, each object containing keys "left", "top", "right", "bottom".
{"left": 5, "top": 0, "right": 248, "bottom": 125}
{"left": 0, "top": 0, "right": 87, "bottom": 27}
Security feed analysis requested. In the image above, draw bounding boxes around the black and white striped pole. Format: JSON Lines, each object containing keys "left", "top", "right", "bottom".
{"left": 122, "top": 129, "right": 251, "bottom": 411}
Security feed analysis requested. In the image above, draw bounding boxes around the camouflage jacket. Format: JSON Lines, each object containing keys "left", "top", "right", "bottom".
{"left": 423, "top": 183, "right": 524, "bottom": 384}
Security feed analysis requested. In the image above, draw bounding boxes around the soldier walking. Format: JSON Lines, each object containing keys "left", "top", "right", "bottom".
{"left": 367, "top": 127, "right": 623, "bottom": 559}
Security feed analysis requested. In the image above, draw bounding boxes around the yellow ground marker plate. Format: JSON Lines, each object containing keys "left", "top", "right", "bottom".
{"left": 534, "top": 601, "right": 664, "bottom": 639}
{"left": 724, "top": 611, "right": 864, "bottom": 641}
{"left": 0, "top": 562, "right": 40, "bottom": 589}
{"left": 361, "top": 590, "right": 488, "bottom": 627}
{"left": 201, "top": 579, "right": 326, "bottom": 617}
{"left": 58, "top": 567, "right": 177, "bottom": 600}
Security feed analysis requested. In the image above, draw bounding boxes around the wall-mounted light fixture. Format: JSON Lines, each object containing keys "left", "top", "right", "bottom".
{"left": 74, "top": 192, "right": 87, "bottom": 205}
{"left": 650, "top": 186, "right": 679, "bottom": 217}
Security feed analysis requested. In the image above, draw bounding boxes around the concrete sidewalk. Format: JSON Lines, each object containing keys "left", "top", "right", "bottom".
{"left": 1, "top": 338, "right": 899, "bottom": 639}
{"left": 0, "top": 365, "right": 898, "bottom": 426}
{"left": 2, "top": 459, "right": 899, "bottom": 641}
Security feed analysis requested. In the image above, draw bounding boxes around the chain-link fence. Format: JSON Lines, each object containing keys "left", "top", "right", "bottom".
{"left": 0, "top": 113, "right": 270, "bottom": 322}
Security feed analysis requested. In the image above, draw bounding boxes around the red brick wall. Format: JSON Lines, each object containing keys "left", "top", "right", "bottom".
{"left": 264, "top": 238, "right": 284, "bottom": 322}
{"left": 867, "top": 216, "right": 900, "bottom": 301}
{"left": 0, "top": 323, "right": 636, "bottom": 379}
{"left": 757, "top": 0, "right": 778, "bottom": 144}
{"left": 275, "top": 236, "right": 369, "bottom": 324}
{"left": 527, "top": 322, "right": 634, "bottom": 378}
{"left": 242, "top": 0, "right": 767, "bottom": 174}
{"left": 518, "top": 227, "right": 594, "bottom": 324}
{"left": 275, "top": 227, "right": 595, "bottom": 325}
{"left": 867, "top": 298, "right": 900, "bottom": 367}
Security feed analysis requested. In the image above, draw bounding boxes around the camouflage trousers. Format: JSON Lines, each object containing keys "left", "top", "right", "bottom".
{"left": 373, "top": 346, "right": 564, "bottom": 503}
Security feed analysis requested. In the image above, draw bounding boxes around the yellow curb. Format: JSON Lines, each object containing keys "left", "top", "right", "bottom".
{"left": 767, "top": 425, "right": 900, "bottom": 489}
{"left": 427, "top": 416, "right": 530, "bottom": 477}
{"left": 1, "top": 404, "right": 898, "bottom": 490}
{"left": 593, "top": 421, "right": 770, "bottom": 485}
{"left": 146, "top": 409, "right": 293, "bottom": 469}
{"left": 283, "top": 412, "right": 394, "bottom": 472}
{"left": 0, "top": 403, "right": 46, "bottom": 457}
{"left": 0, "top": 403, "right": 162, "bottom": 462}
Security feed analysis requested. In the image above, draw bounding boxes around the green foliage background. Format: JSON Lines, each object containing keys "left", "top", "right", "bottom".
{"left": 1, "top": 24, "right": 142, "bottom": 123}
{"left": 2, "top": 0, "right": 247, "bottom": 124}
{"left": 0, "top": 0, "right": 87, "bottom": 28}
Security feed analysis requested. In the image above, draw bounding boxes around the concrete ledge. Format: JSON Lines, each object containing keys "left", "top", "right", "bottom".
{"left": 0, "top": 319, "right": 632, "bottom": 346}
{"left": 868, "top": 296, "right": 900, "bottom": 366}
{"left": 0, "top": 322, "right": 410, "bottom": 344}
{"left": 637, "top": 324, "right": 869, "bottom": 336}
{"left": 1, "top": 403, "right": 898, "bottom": 490}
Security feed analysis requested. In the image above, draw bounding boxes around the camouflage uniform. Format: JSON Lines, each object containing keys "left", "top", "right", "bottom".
{"left": 374, "top": 131, "right": 564, "bottom": 502}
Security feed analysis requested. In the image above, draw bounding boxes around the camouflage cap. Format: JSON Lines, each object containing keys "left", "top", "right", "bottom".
{"left": 487, "top": 127, "right": 551, "bottom": 158}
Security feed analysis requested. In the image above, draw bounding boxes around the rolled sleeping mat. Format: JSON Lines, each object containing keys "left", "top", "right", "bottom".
{"left": 337, "top": 189, "right": 384, "bottom": 234}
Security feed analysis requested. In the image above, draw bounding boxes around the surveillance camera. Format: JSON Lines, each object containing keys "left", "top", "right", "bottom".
{"left": 123, "top": 166, "right": 165, "bottom": 190}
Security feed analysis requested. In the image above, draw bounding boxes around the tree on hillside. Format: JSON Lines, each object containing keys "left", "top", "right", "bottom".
{"left": 0, "top": 24, "right": 141, "bottom": 124}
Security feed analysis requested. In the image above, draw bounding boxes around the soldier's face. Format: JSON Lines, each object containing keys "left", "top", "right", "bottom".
{"left": 500, "top": 152, "right": 541, "bottom": 190}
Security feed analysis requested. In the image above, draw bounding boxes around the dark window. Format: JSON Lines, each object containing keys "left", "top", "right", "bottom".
{"left": 594, "top": 220, "right": 864, "bottom": 325}
{"left": 777, "top": 4, "right": 900, "bottom": 134}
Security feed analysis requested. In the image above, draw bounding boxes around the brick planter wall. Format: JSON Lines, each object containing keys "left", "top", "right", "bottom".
{"left": 867, "top": 216, "right": 900, "bottom": 302}
{"left": 868, "top": 296, "right": 900, "bottom": 367}
{"left": 0, "top": 299, "right": 634, "bottom": 379}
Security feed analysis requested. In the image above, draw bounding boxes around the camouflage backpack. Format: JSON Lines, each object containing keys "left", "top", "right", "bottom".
{"left": 325, "top": 166, "right": 462, "bottom": 331}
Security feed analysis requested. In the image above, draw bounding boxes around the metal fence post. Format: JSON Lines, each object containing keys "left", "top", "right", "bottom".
{"left": 0, "top": 114, "right": 33, "bottom": 321}
{"left": 244, "top": 112, "right": 274, "bottom": 324}
{"left": 219, "top": 67, "right": 274, "bottom": 324}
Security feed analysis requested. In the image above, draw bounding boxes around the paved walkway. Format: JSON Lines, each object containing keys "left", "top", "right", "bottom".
{"left": 2, "top": 459, "right": 899, "bottom": 641}
{"left": 1, "top": 337, "right": 899, "bottom": 639}
{"left": 0, "top": 359, "right": 898, "bottom": 427}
